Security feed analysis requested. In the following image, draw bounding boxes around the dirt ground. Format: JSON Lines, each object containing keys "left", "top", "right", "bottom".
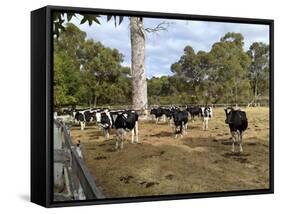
{"left": 70, "top": 107, "right": 270, "bottom": 198}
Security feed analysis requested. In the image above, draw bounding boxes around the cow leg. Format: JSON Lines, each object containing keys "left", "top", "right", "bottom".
{"left": 106, "top": 129, "right": 109, "bottom": 140}
{"left": 204, "top": 120, "right": 208, "bottom": 131}
{"left": 120, "top": 130, "right": 124, "bottom": 149}
{"left": 116, "top": 129, "right": 124, "bottom": 149}
{"left": 239, "top": 132, "right": 243, "bottom": 153}
{"left": 203, "top": 118, "right": 208, "bottom": 130}
{"left": 134, "top": 121, "right": 139, "bottom": 143}
{"left": 131, "top": 129, "right": 135, "bottom": 144}
{"left": 115, "top": 129, "right": 120, "bottom": 150}
{"left": 231, "top": 131, "right": 235, "bottom": 152}
{"left": 184, "top": 123, "right": 187, "bottom": 135}
{"left": 182, "top": 122, "right": 186, "bottom": 136}
{"left": 80, "top": 122, "right": 84, "bottom": 130}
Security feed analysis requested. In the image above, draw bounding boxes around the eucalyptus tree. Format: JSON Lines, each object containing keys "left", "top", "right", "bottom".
{"left": 53, "top": 13, "right": 169, "bottom": 114}
{"left": 247, "top": 42, "right": 269, "bottom": 100}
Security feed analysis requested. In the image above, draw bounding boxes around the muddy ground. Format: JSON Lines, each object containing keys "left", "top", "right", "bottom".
{"left": 70, "top": 107, "right": 270, "bottom": 198}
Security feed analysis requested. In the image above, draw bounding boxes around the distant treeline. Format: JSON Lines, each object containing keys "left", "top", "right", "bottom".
{"left": 54, "top": 24, "right": 269, "bottom": 109}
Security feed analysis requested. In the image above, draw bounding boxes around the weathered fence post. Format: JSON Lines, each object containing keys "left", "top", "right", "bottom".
{"left": 53, "top": 122, "right": 64, "bottom": 191}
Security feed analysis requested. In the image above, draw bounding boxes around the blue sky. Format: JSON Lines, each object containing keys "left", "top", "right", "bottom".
{"left": 70, "top": 15, "right": 269, "bottom": 78}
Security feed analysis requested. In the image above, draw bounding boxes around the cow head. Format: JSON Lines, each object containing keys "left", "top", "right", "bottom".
{"left": 224, "top": 107, "right": 233, "bottom": 124}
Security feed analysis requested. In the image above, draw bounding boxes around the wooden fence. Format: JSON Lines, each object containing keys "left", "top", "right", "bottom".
{"left": 53, "top": 119, "right": 104, "bottom": 201}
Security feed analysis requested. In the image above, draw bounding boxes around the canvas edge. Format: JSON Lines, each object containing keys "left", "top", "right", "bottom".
{"left": 30, "top": 5, "right": 274, "bottom": 208}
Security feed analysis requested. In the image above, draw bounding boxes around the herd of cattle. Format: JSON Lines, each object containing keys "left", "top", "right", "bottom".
{"left": 56, "top": 105, "right": 248, "bottom": 153}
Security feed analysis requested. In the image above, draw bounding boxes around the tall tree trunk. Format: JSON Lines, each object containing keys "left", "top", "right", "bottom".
{"left": 254, "top": 76, "right": 258, "bottom": 100}
{"left": 130, "top": 17, "right": 148, "bottom": 115}
{"left": 234, "top": 79, "right": 238, "bottom": 106}
{"left": 94, "top": 95, "right": 97, "bottom": 107}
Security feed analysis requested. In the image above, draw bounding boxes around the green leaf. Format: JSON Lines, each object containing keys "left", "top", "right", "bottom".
{"left": 67, "top": 13, "right": 74, "bottom": 22}
{"left": 119, "top": 16, "right": 124, "bottom": 25}
{"left": 80, "top": 17, "right": 87, "bottom": 25}
{"left": 107, "top": 15, "right": 112, "bottom": 22}
{"left": 92, "top": 16, "right": 101, "bottom": 25}
{"left": 114, "top": 16, "right": 117, "bottom": 27}
{"left": 58, "top": 18, "right": 65, "bottom": 25}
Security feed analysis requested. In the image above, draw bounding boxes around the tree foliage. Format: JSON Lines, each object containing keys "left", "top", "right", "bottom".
{"left": 53, "top": 12, "right": 124, "bottom": 38}
{"left": 53, "top": 24, "right": 131, "bottom": 108}
{"left": 247, "top": 42, "right": 270, "bottom": 99}
{"left": 53, "top": 21, "right": 269, "bottom": 108}
{"left": 164, "top": 32, "right": 267, "bottom": 105}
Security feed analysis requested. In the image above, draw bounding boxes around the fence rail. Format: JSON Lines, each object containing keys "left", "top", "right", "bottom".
{"left": 54, "top": 119, "right": 104, "bottom": 200}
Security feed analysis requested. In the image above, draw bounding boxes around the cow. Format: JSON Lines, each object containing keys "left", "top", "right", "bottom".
{"left": 150, "top": 107, "right": 178, "bottom": 125}
{"left": 74, "top": 111, "right": 86, "bottom": 130}
{"left": 173, "top": 109, "right": 188, "bottom": 138}
{"left": 224, "top": 107, "right": 248, "bottom": 153}
{"left": 201, "top": 106, "right": 212, "bottom": 130}
{"left": 150, "top": 107, "right": 164, "bottom": 124}
{"left": 209, "top": 106, "right": 213, "bottom": 119}
{"left": 114, "top": 110, "right": 139, "bottom": 149}
{"left": 95, "top": 109, "right": 112, "bottom": 139}
{"left": 95, "top": 109, "right": 139, "bottom": 149}
{"left": 187, "top": 106, "right": 202, "bottom": 122}
{"left": 73, "top": 108, "right": 98, "bottom": 130}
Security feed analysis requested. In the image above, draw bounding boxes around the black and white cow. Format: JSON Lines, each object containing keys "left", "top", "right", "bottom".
{"left": 150, "top": 106, "right": 178, "bottom": 125}
{"left": 114, "top": 110, "right": 139, "bottom": 149}
{"left": 187, "top": 106, "right": 202, "bottom": 121}
{"left": 95, "top": 109, "right": 113, "bottom": 139}
{"left": 224, "top": 107, "right": 248, "bottom": 153}
{"left": 74, "top": 111, "right": 86, "bottom": 130}
{"left": 173, "top": 109, "right": 188, "bottom": 138}
{"left": 150, "top": 107, "right": 164, "bottom": 124}
{"left": 164, "top": 107, "right": 180, "bottom": 126}
{"left": 201, "top": 106, "right": 212, "bottom": 130}
{"left": 95, "top": 109, "right": 139, "bottom": 149}
{"left": 74, "top": 109, "right": 97, "bottom": 130}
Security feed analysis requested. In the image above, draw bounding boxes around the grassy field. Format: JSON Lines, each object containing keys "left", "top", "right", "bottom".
{"left": 70, "top": 107, "right": 270, "bottom": 198}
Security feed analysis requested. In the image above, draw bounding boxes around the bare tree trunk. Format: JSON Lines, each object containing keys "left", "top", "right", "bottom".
{"left": 93, "top": 95, "right": 97, "bottom": 107}
{"left": 130, "top": 17, "right": 148, "bottom": 115}
{"left": 89, "top": 100, "right": 91, "bottom": 108}
{"left": 254, "top": 76, "right": 258, "bottom": 100}
{"left": 234, "top": 79, "right": 238, "bottom": 106}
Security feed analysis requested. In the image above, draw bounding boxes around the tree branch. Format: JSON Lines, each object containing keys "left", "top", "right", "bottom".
{"left": 145, "top": 22, "right": 172, "bottom": 34}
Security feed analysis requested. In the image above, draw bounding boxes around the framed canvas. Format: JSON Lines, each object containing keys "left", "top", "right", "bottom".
{"left": 31, "top": 5, "right": 274, "bottom": 207}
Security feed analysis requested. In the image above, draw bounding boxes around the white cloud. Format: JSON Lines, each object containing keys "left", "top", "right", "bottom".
{"left": 68, "top": 15, "right": 270, "bottom": 78}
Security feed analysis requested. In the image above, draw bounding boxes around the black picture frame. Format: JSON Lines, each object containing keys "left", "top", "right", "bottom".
{"left": 31, "top": 5, "right": 274, "bottom": 208}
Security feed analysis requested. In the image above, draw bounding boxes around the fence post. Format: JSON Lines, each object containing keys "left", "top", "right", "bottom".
{"left": 53, "top": 122, "right": 64, "bottom": 191}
